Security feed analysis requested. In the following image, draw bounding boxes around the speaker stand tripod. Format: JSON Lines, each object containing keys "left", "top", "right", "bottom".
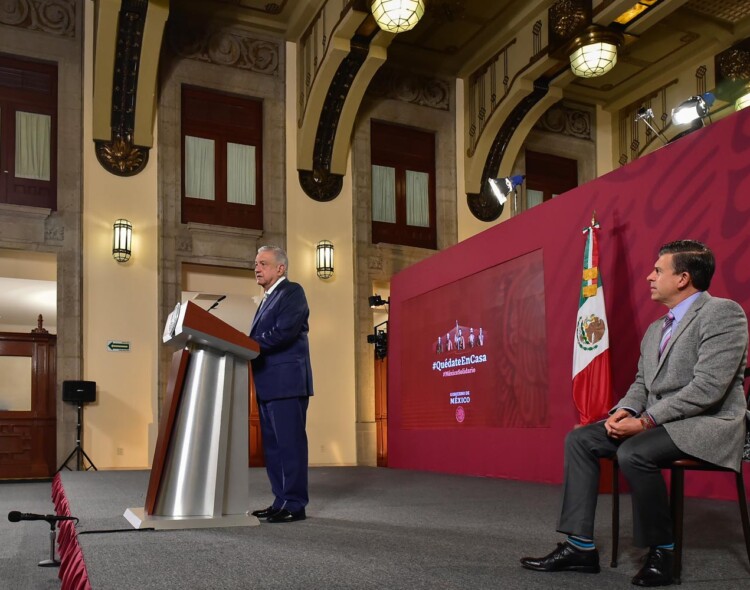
{"left": 57, "top": 402, "right": 97, "bottom": 472}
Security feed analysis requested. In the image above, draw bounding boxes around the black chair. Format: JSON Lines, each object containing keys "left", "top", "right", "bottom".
{"left": 610, "top": 367, "right": 750, "bottom": 584}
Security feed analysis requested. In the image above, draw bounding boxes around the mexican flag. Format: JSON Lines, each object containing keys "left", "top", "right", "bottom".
{"left": 572, "top": 219, "right": 613, "bottom": 425}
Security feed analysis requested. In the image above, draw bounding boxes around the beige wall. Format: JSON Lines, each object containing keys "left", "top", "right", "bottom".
{"left": 0, "top": 250, "right": 57, "bottom": 332}
{"left": 182, "top": 264, "right": 258, "bottom": 333}
{"left": 0, "top": 357, "right": 32, "bottom": 411}
{"left": 80, "top": 1, "right": 159, "bottom": 469}
{"left": 286, "top": 41, "right": 357, "bottom": 466}
{"left": 0, "top": 251, "right": 57, "bottom": 280}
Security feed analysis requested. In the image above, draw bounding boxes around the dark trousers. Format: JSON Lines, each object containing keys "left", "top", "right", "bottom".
{"left": 557, "top": 421, "right": 687, "bottom": 547}
{"left": 258, "top": 396, "right": 310, "bottom": 513}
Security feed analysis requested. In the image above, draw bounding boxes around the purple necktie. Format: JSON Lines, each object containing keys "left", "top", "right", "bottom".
{"left": 658, "top": 312, "right": 675, "bottom": 357}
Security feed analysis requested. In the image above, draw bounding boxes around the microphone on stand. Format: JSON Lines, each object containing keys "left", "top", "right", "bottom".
{"left": 207, "top": 295, "right": 227, "bottom": 313}
{"left": 9, "top": 511, "right": 76, "bottom": 568}
{"left": 8, "top": 511, "right": 79, "bottom": 524}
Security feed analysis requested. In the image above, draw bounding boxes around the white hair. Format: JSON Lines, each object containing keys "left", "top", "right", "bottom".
{"left": 257, "top": 245, "right": 288, "bottom": 274}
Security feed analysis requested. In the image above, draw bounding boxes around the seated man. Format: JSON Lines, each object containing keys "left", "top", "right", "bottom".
{"left": 521, "top": 240, "right": 748, "bottom": 587}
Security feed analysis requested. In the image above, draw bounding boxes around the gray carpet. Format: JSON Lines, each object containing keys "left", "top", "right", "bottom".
{"left": 0, "top": 479, "right": 62, "bottom": 590}
{"left": 3, "top": 468, "right": 750, "bottom": 589}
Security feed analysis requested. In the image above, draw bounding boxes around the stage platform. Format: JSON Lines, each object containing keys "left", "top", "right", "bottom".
{"left": 7, "top": 467, "right": 750, "bottom": 589}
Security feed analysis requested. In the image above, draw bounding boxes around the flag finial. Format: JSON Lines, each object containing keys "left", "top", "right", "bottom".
{"left": 591, "top": 211, "right": 597, "bottom": 227}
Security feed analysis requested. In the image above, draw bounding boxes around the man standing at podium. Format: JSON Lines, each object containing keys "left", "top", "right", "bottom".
{"left": 249, "top": 245, "right": 313, "bottom": 523}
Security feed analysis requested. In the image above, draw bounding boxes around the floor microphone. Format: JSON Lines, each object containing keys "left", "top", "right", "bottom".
{"left": 8, "top": 511, "right": 79, "bottom": 523}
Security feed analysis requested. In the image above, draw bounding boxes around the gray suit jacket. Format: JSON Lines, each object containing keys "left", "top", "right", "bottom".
{"left": 615, "top": 292, "right": 748, "bottom": 471}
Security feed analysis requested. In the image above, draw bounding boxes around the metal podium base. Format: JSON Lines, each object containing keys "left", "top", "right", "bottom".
{"left": 123, "top": 507, "right": 260, "bottom": 530}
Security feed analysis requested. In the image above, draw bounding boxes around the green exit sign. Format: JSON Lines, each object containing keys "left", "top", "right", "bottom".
{"left": 106, "top": 340, "right": 131, "bottom": 352}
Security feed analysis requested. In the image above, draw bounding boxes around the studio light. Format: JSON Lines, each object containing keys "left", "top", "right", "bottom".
{"left": 371, "top": 0, "right": 425, "bottom": 33}
{"left": 369, "top": 294, "right": 389, "bottom": 308}
{"left": 315, "top": 240, "right": 334, "bottom": 279}
{"left": 736, "top": 88, "right": 750, "bottom": 111}
{"left": 671, "top": 93, "right": 715, "bottom": 126}
{"left": 568, "top": 27, "right": 623, "bottom": 78}
{"left": 488, "top": 175, "right": 524, "bottom": 205}
{"left": 112, "top": 219, "right": 132, "bottom": 262}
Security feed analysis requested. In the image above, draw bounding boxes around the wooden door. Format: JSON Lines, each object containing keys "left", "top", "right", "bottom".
{"left": 375, "top": 356, "right": 388, "bottom": 467}
{"left": 0, "top": 332, "right": 57, "bottom": 479}
{"left": 248, "top": 369, "right": 264, "bottom": 466}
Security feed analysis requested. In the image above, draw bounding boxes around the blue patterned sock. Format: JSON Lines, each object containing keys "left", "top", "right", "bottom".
{"left": 567, "top": 535, "right": 596, "bottom": 551}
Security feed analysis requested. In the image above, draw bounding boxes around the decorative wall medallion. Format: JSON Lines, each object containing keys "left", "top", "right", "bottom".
{"left": 549, "top": 0, "right": 588, "bottom": 44}
{"left": 534, "top": 103, "right": 592, "bottom": 140}
{"left": 368, "top": 66, "right": 450, "bottom": 110}
{"left": 167, "top": 19, "right": 280, "bottom": 74}
{"left": 718, "top": 48, "right": 750, "bottom": 80}
{"left": 0, "top": 0, "right": 77, "bottom": 37}
{"left": 368, "top": 255, "right": 383, "bottom": 271}
{"left": 466, "top": 187, "right": 504, "bottom": 222}
{"left": 176, "top": 236, "right": 193, "bottom": 253}
{"left": 298, "top": 168, "right": 343, "bottom": 203}
{"left": 95, "top": 136, "right": 149, "bottom": 177}
{"left": 211, "top": 0, "right": 289, "bottom": 16}
{"left": 96, "top": 0, "right": 150, "bottom": 176}
{"left": 44, "top": 221, "right": 64, "bottom": 242}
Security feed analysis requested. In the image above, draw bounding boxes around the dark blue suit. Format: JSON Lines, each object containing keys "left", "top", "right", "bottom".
{"left": 250, "top": 279, "right": 313, "bottom": 512}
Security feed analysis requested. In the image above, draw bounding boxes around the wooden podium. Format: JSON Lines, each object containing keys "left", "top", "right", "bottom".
{"left": 124, "top": 301, "right": 260, "bottom": 530}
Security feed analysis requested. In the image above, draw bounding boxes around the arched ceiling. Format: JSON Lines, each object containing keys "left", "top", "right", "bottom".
{"left": 170, "top": 0, "right": 750, "bottom": 108}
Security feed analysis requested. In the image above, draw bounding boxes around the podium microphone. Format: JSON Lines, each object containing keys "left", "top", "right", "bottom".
{"left": 207, "top": 295, "right": 227, "bottom": 313}
{"left": 8, "top": 511, "right": 79, "bottom": 524}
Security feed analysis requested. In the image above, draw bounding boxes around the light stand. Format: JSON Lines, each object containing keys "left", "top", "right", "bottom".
{"left": 635, "top": 107, "right": 668, "bottom": 146}
{"left": 57, "top": 402, "right": 97, "bottom": 472}
{"left": 37, "top": 521, "right": 60, "bottom": 568}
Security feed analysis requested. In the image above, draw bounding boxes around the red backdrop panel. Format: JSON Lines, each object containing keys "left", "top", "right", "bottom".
{"left": 388, "top": 108, "right": 750, "bottom": 500}
{"left": 400, "top": 250, "right": 548, "bottom": 430}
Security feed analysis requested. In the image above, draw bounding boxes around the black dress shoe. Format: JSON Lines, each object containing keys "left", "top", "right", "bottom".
{"left": 266, "top": 508, "right": 306, "bottom": 523}
{"left": 250, "top": 506, "right": 279, "bottom": 519}
{"left": 631, "top": 547, "right": 674, "bottom": 587}
{"left": 520, "top": 542, "right": 600, "bottom": 573}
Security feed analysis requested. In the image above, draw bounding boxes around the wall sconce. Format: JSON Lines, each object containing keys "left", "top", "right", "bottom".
{"left": 568, "top": 27, "right": 623, "bottom": 78}
{"left": 112, "top": 219, "right": 132, "bottom": 262}
{"left": 316, "top": 240, "right": 334, "bottom": 279}
{"left": 371, "top": 0, "right": 425, "bottom": 33}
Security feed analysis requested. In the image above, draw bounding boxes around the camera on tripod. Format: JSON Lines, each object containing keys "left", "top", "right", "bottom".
{"left": 367, "top": 322, "right": 388, "bottom": 360}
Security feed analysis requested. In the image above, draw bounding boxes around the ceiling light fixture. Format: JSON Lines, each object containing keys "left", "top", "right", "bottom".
{"left": 371, "top": 0, "right": 425, "bottom": 33}
{"left": 568, "top": 27, "right": 624, "bottom": 78}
